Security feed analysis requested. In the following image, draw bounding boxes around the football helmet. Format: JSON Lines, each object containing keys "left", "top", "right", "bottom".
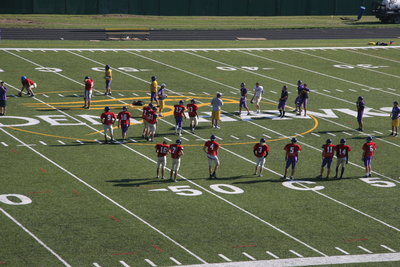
{"left": 291, "top": 137, "right": 297, "bottom": 143}
{"left": 104, "top": 106, "right": 110, "bottom": 111}
{"left": 260, "top": 138, "right": 266, "bottom": 143}
{"left": 21, "top": 76, "right": 27, "bottom": 81}
{"left": 340, "top": 138, "right": 346, "bottom": 144}
{"left": 122, "top": 106, "right": 128, "bottom": 111}
{"left": 190, "top": 99, "right": 196, "bottom": 104}
{"left": 326, "top": 138, "right": 332, "bottom": 144}
{"left": 105, "top": 65, "right": 110, "bottom": 69}
{"left": 151, "top": 76, "right": 157, "bottom": 81}
{"left": 84, "top": 76, "right": 90, "bottom": 80}
{"left": 210, "top": 135, "right": 216, "bottom": 141}
{"left": 240, "top": 82, "right": 245, "bottom": 87}
{"left": 176, "top": 139, "right": 182, "bottom": 144}
{"left": 179, "top": 100, "right": 184, "bottom": 105}
{"left": 367, "top": 136, "right": 373, "bottom": 141}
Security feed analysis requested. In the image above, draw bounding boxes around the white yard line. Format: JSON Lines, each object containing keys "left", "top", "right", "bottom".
{"left": 335, "top": 247, "right": 350, "bottom": 255}
{"left": 0, "top": 207, "right": 72, "bottom": 267}
{"left": 289, "top": 250, "right": 304, "bottom": 258}
{"left": 144, "top": 259, "right": 157, "bottom": 267}
{"left": 0, "top": 127, "right": 207, "bottom": 265}
{"left": 358, "top": 246, "right": 373, "bottom": 254}
{"left": 179, "top": 253, "right": 400, "bottom": 267}
{"left": 170, "top": 257, "right": 182, "bottom": 265}
{"left": 266, "top": 251, "right": 280, "bottom": 259}
{"left": 242, "top": 252, "right": 256, "bottom": 260}
{"left": 0, "top": 46, "right": 398, "bottom": 52}
{"left": 119, "top": 261, "right": 131, "bottom": 267}
{"left": 381, "top": 245, "right": 396, "bottom": 253}
{"left": 346, "top": 49, "right": 400, "bottom": 64}
{"left": 1, "top": 142, "right": 8, "bottom": 147}
{"left": 218, "top": 254, "right": 232, "bottom": 262}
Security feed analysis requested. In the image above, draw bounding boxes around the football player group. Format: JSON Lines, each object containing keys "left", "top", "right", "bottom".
{"left": 150, "top": 134, "right": 378, "bottom": 182}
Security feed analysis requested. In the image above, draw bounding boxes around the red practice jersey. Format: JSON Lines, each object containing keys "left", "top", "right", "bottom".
{"left": 284, "top": 143, "right": 302, "bottom": 158}
{"left": 362, "top": 142, "right": 377, "bottom": 157}
{"left": 146, "top": 110, "right": 157, "bottom": 125}
{"left": 85, "top": 79, "right": 94, "bottom": 91}
{"left": 322, "top": 144, "right": 335, "bottom": 158}
{"left": 174, "top": 105, "right": 186, "bottom": 117}
{"left": 253, "top": 143, "right": 270, "bottom": 158}
{"left": 117, "top": 111, "right": 131, "bottom": 126}
{"left": 170, "top": 144, "right": 184, "bottom": 159}
{"left": 142, "top": 106, "right": 151, "bottom": 120}
{"left": 101, "top": 112, "right": 116, "bottom": 125}
{"left": 22, "top": 78, "right": 35, "bottom": 87}
{"left": 186, "top": 103, "right": 198, "bottom": 117}
{"left": 204, "top": 140, "right": 220, "bottom": 156}
{"left": 155, "top": 143, "right": 170, "bottom": 157}
{"left": 335, "top": 144, "right": 351, "bottom": 158}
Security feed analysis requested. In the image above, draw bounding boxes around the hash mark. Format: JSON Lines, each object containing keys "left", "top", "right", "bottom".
{"left": 381, "top": 244, "right": 396, "bottom": 252}
{"left": 76, "top": 140, "right": 84, "bottom": 144}
{"left": 246, "top": 135, "right": 256, "bottom": 139}
{"left": 202, "top": 92, "right": 210, "bottom": 95}
{"left": 1, "top": 142, "right": 8, "bottom": 147}
{"left": 242, "top": 252, "right": 256, "bottom": 260}
{"left": 39, "top": 141, "right": 47, "bottom": 146}
{"left": 42, "top": 94, "right": 49, "bottom": 98}
{"left": 361, "top": 89, "right": 370, "bottom": 92}
{"left": 118, "top": 93, "right": 124, "bottom": 96}
{"left": 342, "top": 132, "right": 352, "bottom": 136}
{"left": 58, "top": 94, "right": 64, "bottom": 97}
{"left": 230, "top": 135, "right": 239, "bottom": 140}
{"left": 164, "top": 137, "right": 172, "bottom": 142}
{"left": 129, "top": 138, "right": 137, "bottom": 143}
{"left": 132, "top": 93, "right": 139, "bottom": 96}
{"left": 373, "top": 131, "right": 383, "bottom": 135}
{"left": 294, "top": 133, "right": 304, "bottom": 138}
{"left": 57, "top": 140, "right": 65, "bottom": 145}
{"left": 120, "top": 261, "right": 131, "bottom": 267}
{"left": 73, "top": 94, "right": 79, "bottom": 97}
{"left": 349, "top": 89, "right": 357, "bottom": 92}
{"left": 358, "top": 246, "right": 373, "bottom": 254}
{"left": 311, "top": 133, "right": 320, "bottom": 137}
{"left": 230, "top": 91, "right": 238, "bottom": 95}
{"left": 270, "top": 91, "right": 277, "bottom": 94}
{"left": 387, "top": 88, "right": 396, "bottom": 91}
{"left": 327, "top": 132, "right": 336, "bottom": 136}
{"left": 263, "top": 134, "right": 271, "bottom": 138}
{"left": 336, "top": 89, "right": 344, "bottom": 92}
{"left": 335, "top": 247, "right": 350, "bottom": 255}
{"left": 180, "top": 136, "right": 189, "bottom": 141}
{"left": 93, "top": 263, "right": 102, "bottom": 267}
{"left": 266, "top": 251, "right": 279, "bottom": 259}
{"left": 188, "top": 92, "right": 196, "bottom": 95}
{"left": 323, "top": 89, "right": 331, "bottom": 93}
{"left": 218, "top": 254, "right": 232, "bottom": 262}
{"left": 94, "top": 139, "right": 102, "bottom": 144}
{"left": 144, "top": 259, "right": 157, "bottom": 267}
{"left": 169, "top": 257, "right": 182, "bottom": 265}
{"left": 289, "top": 250, "right": 303, "bottom": 258}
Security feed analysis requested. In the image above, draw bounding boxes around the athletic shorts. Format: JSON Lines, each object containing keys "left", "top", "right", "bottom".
{"left": 158, "top": 100, "right": 164, "bottom": 110}
{"left": 239, "top": 97, "right": 248, "bottom": 108}
{"left": 255, "top": 157, "right": 266, "bottom": 167}
{"left": 212, "top": 111, "right": 220, "bottom": 120}
{"left": 295, "top": 96, "right": 300, "bottom": 106}
{"left": 363, "top": 156, "right": 373, "bottom": 167}
{"left": 254, "top": 96, "right": 261, "bottom": 105}
{"left": 171, "top": 158, "right": 181, "bottom": 171}
{"left": 150, "top": 92, "right": 157, "bottom": 101}
{"left": 336, "top": 157, "right": 347, "bottom": 167}
{"left": 207, "top": 155, "right": 220, "bottom": 167}
{"left": 278, "top": 100, "right": 287, "bottom": 110}
{"left": 321, "top": 157, "right": 333, "bottom": 168}
{"left": 157, "top": 156, "right": 166, "bottom": 169}
{"left": 103, "top": 124, "right": 113, "bottom": 136}
{"left": 175, "top": 116, "right": 183, "bottom": 128}
{"left": 0, "top": 100, "right": 6, "bottom": 107}
{"left": 148, "top": 123, "right": 156, "bottom": 132}
{"left": 392, "top": 118, "right": 399, "bottom": 127}
{"left": 357, "top": 111, "right": 364, "bottom": 123}
{"left": 190, "top": 116, "right": 198, "bottom": 125}
{"left": 105, "top": 79, "right": 112, "bottom": 89}
{"left": 299, "top": 98, "right": 308, "bottom": 109}
{"left": 84, "top": 90, "right": 92, "bottom": 100}
{"left": 121, "top": 124, "right": 129, "bottom": 133}
{"left": 285, "top": 157, "right": 298, "bottom": 169}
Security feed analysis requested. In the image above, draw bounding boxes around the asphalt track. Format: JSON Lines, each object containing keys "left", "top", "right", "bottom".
{"left": 1, "top": 27, "right": 400, "bottom": 41}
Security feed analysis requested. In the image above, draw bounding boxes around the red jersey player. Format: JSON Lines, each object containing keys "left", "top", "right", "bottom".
{"left": 253, "top": 138, "right": 270, "bottom": 177}
{"left": 169, "top": 139, "right": 184, "bottom": 182}
{"left": 142, "top": 103, "right": 153, "bottom": 138}
{"left": 117, "top": 106, "right": 131, "bottom": 141}
{"left": 187, "top": 99, "right": 199, "bottom": 133}
{"left": 362, "top": 136, "right": 377, "bottom": 177}
{"left": 334, "top": 138, "right": 351, "bottom": 179}
{"left": 83, "top": 76, "right": 94, "bottom": 109}
{"left": 100, "top": 106, "right": 116, "bottom": 143}
{"left": 174, "top": 100, "right": 187, "bottom": 136}
{"left": 317, "top": 139, "right": 335, "bottom": 179}
{"left": 203, "top": 135, "right": 220, "bottom": 179}
{"left": 155, "top": 141, "right": 170, "bottom": 179}
{"left": 19, "top": 76, "right": 36, "bottom": 97}
{"left": 282, "top": 137, "right": 302, "bottom": 180}
{"left": 146, "top": 106, "right": 158, "bottom": 142}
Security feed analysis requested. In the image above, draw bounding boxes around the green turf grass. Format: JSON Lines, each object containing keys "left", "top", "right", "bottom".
{"left": 0, "top": 43, "right": 399, "bottom": 266}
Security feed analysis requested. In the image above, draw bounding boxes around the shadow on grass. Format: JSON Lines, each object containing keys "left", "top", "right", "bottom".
{"left": 233, "top": 175, "right": 361, "bottom": 185}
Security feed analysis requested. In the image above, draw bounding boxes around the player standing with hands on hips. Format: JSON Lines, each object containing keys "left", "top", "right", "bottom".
{"left": 204, "top": 135, "right": 220, "bottom": 179}
{"left": 362, "top": 136, "right": 376, "bottom": 178}
{"left": 253, "top": 138, "right": 270, "bottom": 177}
{"left": 282, "top": 137, "right": 302, "bottom": 180}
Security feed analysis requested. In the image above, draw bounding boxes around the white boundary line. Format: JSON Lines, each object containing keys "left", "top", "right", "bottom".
{"left": 179, "top": 253, "right": 400, "bottom": 267}
{"left": 0, "top": 128, "right": 207, "bottom": 264}
{"left": 0, "top": 207, "right": 72, "bottom": 267}
{"left": 2, "top": 53, "right": 329, "bottom": 257}
{"left": 0, "top": 46, "right": 399, "bottom": 52}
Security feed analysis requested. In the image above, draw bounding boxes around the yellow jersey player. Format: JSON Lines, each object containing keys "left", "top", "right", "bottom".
{"left": 104, "top": 65, "right": 112, "bottom": 96}
{"left": 150, "top": 76, "right": 158, "bottom": 105}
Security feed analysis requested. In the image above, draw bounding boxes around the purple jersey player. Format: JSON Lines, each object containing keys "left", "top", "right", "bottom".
{"left": 356, "top": 96, "right": 365, "bottom": 131}
{"left": 294, "top": 80, "right": 304, "bottom": 112}
{"left": 391, "top": 101, "right": 399, "bottom": 136}
{"left": 239, "top": 82, "right": 251, "bottom": 116}
{"left": 278, "top": 85, "right": 288, "bottom": 118}
{"left": 298, "top": 83, "right": 310, "bottom": 116}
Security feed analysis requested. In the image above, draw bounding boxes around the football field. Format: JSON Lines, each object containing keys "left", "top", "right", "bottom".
{"left": 0, "top": 45, "right": 400, "bottom": 267}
